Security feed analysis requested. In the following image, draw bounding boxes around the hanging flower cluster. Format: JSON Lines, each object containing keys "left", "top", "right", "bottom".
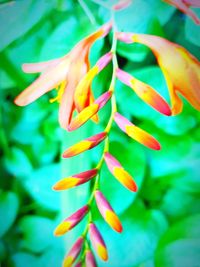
{"left": 14, "top": 1, "right": 200, "bottom": 266}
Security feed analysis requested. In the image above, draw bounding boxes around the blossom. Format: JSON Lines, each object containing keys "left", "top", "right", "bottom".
{"left": 14, "top": 22, "right": 112, "bottom": 129}
{"left": 68, "top": 91, "right": 112, "bottom": 131}
{"left": 54, "top": 205, "right": 89, "bottom": 236}
{"left": 116, "top": 68, "right": 171, "bottom": 116}
{"left": 85, "top": 250, "right": 97, "bottom": 267}
{"left": 163, "top": 0, "right": 200, "bottom": 24}
{"left": 114, "top": 112, "right": 161, "bottom": 150}
{"left": 104, "top": 152, "right": 137, "bottom": 192}
{"left": 62, "top": 132, "right": 107, "bottom": 158}
{"left": 89, "top": 223, "right": 108, "bottom": 261}
{"left": 52, "top": 169, "right": 97, "bottom": 191}
{"left": 116, "top": 32, "right": 200, "bottom": 115}
{"left": 62, "top": 237, "right": 83, "bottom": 267}
{"left": 94, "top": 190, "right": 123, "bottom": 232}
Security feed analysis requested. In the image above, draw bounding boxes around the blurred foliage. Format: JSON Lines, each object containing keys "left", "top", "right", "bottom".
{"left": 0, "top": 0, "right": 200, "bottom": 267}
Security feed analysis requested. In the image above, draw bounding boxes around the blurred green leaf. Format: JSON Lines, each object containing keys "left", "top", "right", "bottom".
{"left": 155, "top": 239, "right": 200, "bottom": 267}
{"left": 18, "top": 215, "right": 56, "bottom": 253}
{"left": 185, "top": 8, "right": 200, "bottom": 47}
{"left": 0, "top": 0, "right": 55, "bottom": 51}
{"left": 0, "top": 191, "right": 19, "bottom": 237}
{"left": 40, "top": 12, "right": 95, "bottom": 61}
{"left": 11, "top": 252, "right": 42, "bottom": 267}
{"left": 4, "top": 147, "right": 32, "bottom": 177}
{"left": 155, "top": 214, "right": 200, "bottom": 267}
{"left": 24, "top": 164, "right": 61, "bottom": 211}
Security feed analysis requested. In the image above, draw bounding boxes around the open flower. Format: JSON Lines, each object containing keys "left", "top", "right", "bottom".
{"left": 52, "top": 169, "right": 98, "bottom": 191}
{"left": 14, "top": 22, "right": 112, "bottom": 129}
{"left": 116, "top": 68, "right": 171, "bottom": 116}
{"left": 95, "top": 190, "right": 123, "bottom": 232}
{"left": 163, "top": 0, "right": 200, "bottom": 24}
{"left": 54, "top": 205, "right": 89, "bottom": 236}
{"left": 116, "top": 32, "right": 200, "bottom": 115}
{"left": 89, "top": 223, "right": 108, "bottom": 261}
{"left": 62, "top": 237, "right": 84, "bottom": 267}
{"left": 114, "top": 112, "right": 161, "bottom": 150}
{"left": 62, "top": 132, "right": 107, "bottom": 158}
{"left": 104, "top": 152, "right": 137, "bottom": 192}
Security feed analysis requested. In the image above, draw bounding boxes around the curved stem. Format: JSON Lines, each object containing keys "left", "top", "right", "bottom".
{"left": 79, "top": 8, "right": 119, "bottom": 255}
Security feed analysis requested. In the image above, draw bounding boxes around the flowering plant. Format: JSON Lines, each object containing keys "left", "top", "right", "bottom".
{"left": 4, "top": 0, "right": 199, "bottom": 266}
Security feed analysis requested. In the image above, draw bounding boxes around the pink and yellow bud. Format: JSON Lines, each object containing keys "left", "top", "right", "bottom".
{"left": 114, "top": 112, "right": 161, "bottom": 150}
{"left": 116, "top": 68, "right": 171, "bottom": 116}
{"left": 104, "top": 152, "right": 137, "bottom": 192}
{"left": 68, "top": 91, "right": 112, "bottom": 131}
{"left": 94, "top": 190, "right": 123, "bottom": 233}
{"left": 62, "top": 237, "right": 84, "bottom": 267}
{"left": 62, "top": 132, "right": 107, "bottom": 158}
{"left": 89, "top": 223, "right": 108, "bottom": 261}
{"left": 54, "top": 205, "right": 89, "bottom": 236}
{"left": 85, "top": 250, "right": 97, "bottom": 267}
{"left": 74, "top": 52, "right": 112, "bottom": 111}
{"left": 164, "top": 0, "right": 200, "bottom": 24}
{"left": 52, "top": 169, "right": 98, "bottom": 191}
{"left": 116, "top": 33, "right": 200, "bottom": 115}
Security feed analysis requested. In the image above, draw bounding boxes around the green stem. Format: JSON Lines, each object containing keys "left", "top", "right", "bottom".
{"left": 79, "top": 8, "right": 119, "bottom": 255}
{"left": 78, "top": 0, "right": 97, "bottom": 25}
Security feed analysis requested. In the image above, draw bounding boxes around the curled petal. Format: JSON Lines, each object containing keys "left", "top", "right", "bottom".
{"left": 116, "top": 33, "right": 200, "bottom": 115}
{"left": 74, "top": 53, "right": 112, "bottom": 111}
{"left": 62, "top": 132, "right": 107, "bottom": 158}
{"left": 95, "top": 190, "right": 123, "bottom": 233}
{"left": 104, "top": 152, "right": 137, "bottom": 192}
{"left": 85, "top": 250, "right": 97, "bottom": 267}
{"left": 116, "top": 68, "right": 171, "bottom": 116}
{"left": 54, "top": 205, "right": 89, "bottom": 236}
{"left": 89, "top": 223, "right": 108, "bottom": 261}
{"left": 52, "top": 169, "right": 98, "bottom": 191}
{"left": 68, "top": 91, "right": 112, "bottom": 131}
{"left": 22, "top": 57, "right": 63, "bottom": 73}
{"left": 62, "top": 237, "right": 84, "bottom": 267}
{"left": 114, "top": 112, "right": 161, "bottom": 150}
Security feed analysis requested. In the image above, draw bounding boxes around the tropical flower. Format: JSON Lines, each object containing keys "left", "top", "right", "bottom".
{"left": 54, "top": 205, "right": 89, "bottom": 236}
{"left": 95, "top": 190, "right": 123, "bottom": 232}
{"left": 114, "top": 112, "right": 161, "bottom": 150}
{"left": 85, "top": 250, "right": 97, "bottom": 267}
{"left": 89, "top": 223, "right": 108, "bottom": 261}
{"left": 62, "top": 237, "right": 84, "bottom": 267}
{"left": 52, "top": 169, "right": 98, "bottom": 191}
{"left": 68, "top": 91, "right": 112, "bottom": 131}
{"left": 163, "top": 0, "right": 200, "bottom": 24}
{"left": 104, "top": 152, "right": 137, "bottom": 192}
{"left": 14, "top": 22, "right": 112, "bottom": 129}
{"left": 116, "top": 32, "right": 200, "bottom": 115}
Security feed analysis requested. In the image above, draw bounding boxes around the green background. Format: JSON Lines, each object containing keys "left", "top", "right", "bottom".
{"left": 0, "top": 0, "right": 200, "bottom": 266}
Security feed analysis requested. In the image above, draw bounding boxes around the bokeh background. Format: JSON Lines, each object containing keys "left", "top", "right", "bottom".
{"left": 0, "top": 0, "right": 200, "bottom": 266}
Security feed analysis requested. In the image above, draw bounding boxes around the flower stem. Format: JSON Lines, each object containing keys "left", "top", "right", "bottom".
{"left": 80, "top": 8, "right": 119, "bottom": 253}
